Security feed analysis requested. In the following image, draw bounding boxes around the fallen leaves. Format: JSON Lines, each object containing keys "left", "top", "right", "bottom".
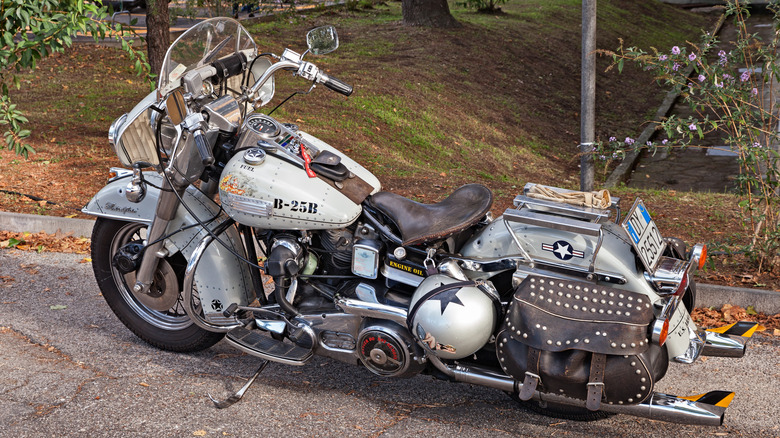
{"left": 692, "top": 304, "right": 780, "bottom": 334}
{"left": 0, "top": 231, "right": 90, "bottom": 254}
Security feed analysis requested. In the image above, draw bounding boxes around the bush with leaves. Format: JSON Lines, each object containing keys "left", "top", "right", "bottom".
{"left": 0, "top": 0, "right": 148, "bottom": 157}
{"left": 599, "top": 0, "right": 780, "bottom": 272}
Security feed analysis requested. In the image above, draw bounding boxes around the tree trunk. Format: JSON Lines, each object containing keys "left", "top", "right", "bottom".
{"left": 146, "top": 0, "right": 170, "bottom": 83}
{"left": 402, "top": 0, "right": 460, "bottom": 28}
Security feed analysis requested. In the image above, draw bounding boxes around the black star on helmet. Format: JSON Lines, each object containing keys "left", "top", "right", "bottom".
{"left": 435, "top": 291, "right": 465, "bottom": 315}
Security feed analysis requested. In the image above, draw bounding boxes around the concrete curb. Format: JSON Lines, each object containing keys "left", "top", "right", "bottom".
{"left": 697, "top": 283, "right": 780, "bottom": 314}
{"left": 2, "top": 210, "right": 778, "bottom": 313}
{"left": 0, "top": 211, "right": 94, "bottom": 239}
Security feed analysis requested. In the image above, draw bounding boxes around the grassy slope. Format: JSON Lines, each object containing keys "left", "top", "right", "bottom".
{"left": 242, "top": 0, "right": 711, "bottom": 197}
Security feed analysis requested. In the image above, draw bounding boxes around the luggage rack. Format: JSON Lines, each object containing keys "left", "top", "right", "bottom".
{"left": 503, "top": 183, "right": 621, "bottom": 277}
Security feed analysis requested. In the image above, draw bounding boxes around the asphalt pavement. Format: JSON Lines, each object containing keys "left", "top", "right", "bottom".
{"left": 1, "top": 249, "right": 779, "bottom": 437}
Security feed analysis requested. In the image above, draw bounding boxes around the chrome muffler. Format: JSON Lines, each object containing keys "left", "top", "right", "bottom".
{"left": 424, "top": 353, "right": 725, "bottom": 426}
{"left": 701, "top": 331, "right": 747, "bottom": 358}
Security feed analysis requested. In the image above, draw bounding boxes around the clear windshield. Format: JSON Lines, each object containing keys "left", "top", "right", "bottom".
{"left": 158, "top": 18, "right": 257, "bottom": 95}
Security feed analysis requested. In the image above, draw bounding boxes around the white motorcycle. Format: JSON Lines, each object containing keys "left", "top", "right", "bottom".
{"left": 84, "top": 17, "right": 758, "bottom": 425}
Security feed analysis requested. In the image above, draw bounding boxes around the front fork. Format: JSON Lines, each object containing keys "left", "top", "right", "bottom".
{"left": 132, "top": 170, "right": 188, "bottom": 295}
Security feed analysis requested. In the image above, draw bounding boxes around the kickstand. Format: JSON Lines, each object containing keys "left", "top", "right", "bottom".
{"left": 208, "top": 360, "right": 269, "bottom": 409}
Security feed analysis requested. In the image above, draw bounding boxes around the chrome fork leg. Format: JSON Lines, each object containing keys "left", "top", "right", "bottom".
{"left": 208, "top": 360, "right": 269, "bottom": 409}
{"left": 133, "top": 178, "right": 184, "bottom": 294}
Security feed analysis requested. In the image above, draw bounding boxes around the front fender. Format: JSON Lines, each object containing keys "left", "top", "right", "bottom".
{"left": 83, "top": 172, "right": 254, "bottom": 318}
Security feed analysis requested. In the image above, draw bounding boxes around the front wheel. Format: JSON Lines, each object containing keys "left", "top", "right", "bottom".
{"left": 91, "top": 218, "right": 224, "bottom": 352}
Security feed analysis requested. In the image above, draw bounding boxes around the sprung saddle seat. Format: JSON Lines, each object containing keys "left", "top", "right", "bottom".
{"left": 369, "top": 184, "right": 493, "bottom": 247}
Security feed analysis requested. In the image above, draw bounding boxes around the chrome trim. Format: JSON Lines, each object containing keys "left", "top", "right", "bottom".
{"left": 673, "top": 326, "right": 706, "bottom": 364}
{"left": 224, "top": 336, "right": 311, "bottom": 366}
{"left": 247, "top": 60, "right": 301, "bottom": 102}
{"left": 505, "top": 207, "right": 602, "bottom": 237}
{"left": 701, "top": 331, "right": 747, "bottom": 358}
{"left": 380, "top": 264, "right": 423, "bottom": 287}
{"left": 335, "top": 298, "right": 407, "bottom": 326}
{"left": 645, "top": 256, "right": 688, "bottom": 294}
{"left": 108, "top": 167, "right": 133, "bottom": 182}
{"left": 514, "top": 194, "right": 611, "bottom": 222}
{"left": 503, "top": 220, "right": 533, "bottom": 266}
{"left": 108, "top": 113, "right": 128, "bottom": 147}
{"left": 222, "top": 193, "right": 274, "bottom": 217}
{"left": 423, "top": 350, "right": 724, "bottom": 426}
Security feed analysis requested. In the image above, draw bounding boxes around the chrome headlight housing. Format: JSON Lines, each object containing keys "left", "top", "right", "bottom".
{"left": 108, "top": 113, "right": 128, "bottom": 148}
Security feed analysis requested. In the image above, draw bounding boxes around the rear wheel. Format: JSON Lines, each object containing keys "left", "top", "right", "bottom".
{"left": 91, "top": 218, "right": 223, "bottom": 352}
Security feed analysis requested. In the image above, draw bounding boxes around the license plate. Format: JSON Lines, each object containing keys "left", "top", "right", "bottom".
{"left": 622, "top": 199, "right": 666, "bottom": 272}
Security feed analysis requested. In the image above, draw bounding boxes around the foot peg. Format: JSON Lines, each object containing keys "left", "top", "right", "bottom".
{"left": 209, "top": 360, "right": 269, "bottom": 409}
{"left": 225, "top": 325, "right": 313, "bottom": 366}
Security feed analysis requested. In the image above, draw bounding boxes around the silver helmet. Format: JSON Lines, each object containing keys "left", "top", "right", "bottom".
{"left": 408, "top": 274, "right": 497, "bottom": 360}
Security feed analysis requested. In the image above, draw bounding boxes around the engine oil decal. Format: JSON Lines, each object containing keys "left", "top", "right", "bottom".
{"left": 541, "top": 240, "right": 584, "bottom": 261}
{"left": 387, "top": 260, "right": 424, "bottom": 276}
{"left": 273, "top": 198, "right": 318, "bottom": 214}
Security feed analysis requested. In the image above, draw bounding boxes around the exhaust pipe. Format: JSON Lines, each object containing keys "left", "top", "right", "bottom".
{"left": 335, "top": 298, "right": 408, "bottom": 326}
{"left": 424, "top": 353, "right": 725, "bottom": 426}
{"left": 702, "top": 331, "right": 747, "bottom": 358}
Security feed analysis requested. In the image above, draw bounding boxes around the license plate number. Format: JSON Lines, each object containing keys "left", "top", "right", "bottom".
{"left": 622, "top": 199, "right": 666, "bottom": 272}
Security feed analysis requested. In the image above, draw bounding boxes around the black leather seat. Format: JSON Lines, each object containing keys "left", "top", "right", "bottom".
{"left": 369, "top": 184, "right": 493, "bottom": 246}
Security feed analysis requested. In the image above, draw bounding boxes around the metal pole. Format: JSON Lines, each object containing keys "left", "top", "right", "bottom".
{"left": 580, "top": 0, "right": 596, "bottom": 192}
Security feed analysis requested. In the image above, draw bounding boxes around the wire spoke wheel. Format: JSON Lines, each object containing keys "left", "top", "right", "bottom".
{"left": 91, "top": 218, "right": 223, "bottom": 352}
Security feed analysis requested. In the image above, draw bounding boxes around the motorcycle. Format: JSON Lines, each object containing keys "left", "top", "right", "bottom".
{"left": 83, "top": 17, "right": 760, "bottom": 425}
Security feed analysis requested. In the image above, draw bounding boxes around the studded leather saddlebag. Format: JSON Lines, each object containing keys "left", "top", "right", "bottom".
{"left": 496, "top": 276, "right": 666, "bottom": 410}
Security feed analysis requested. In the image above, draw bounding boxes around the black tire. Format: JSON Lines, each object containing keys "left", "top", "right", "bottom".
{"left": 91, "top": 218, "right": 224, "bottom": 352}
{"left": 509, "top": 393, "right": 614, "bottom": 422}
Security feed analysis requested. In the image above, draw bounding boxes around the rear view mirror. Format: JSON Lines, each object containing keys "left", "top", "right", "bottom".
{"left": 306, "top": 26, "right": 339, "bottom": 56}
{"left": 165, "top": 89, "right": 187, "bottom": 125}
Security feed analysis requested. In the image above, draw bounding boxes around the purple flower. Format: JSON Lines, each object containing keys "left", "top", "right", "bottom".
{"left": 689, "top": 123, "right": 697, "bottom": 131}
{"left": 715, "top": 82, "right": 724, "bottom": 88}
{"left": 646, "top": 141, "right": 652, "bottom": 146}
{"left": 752, "top": 88, "right": 759, "bottom": 96}
{"left": 741, "top": 70, "right": 751, "bottom": 82}
{"left": 659, "top": 54, "right": 668, "bottom": 61}
{"left": 609, "top": 136, "right": 616, "bottom": 142}
{"left": 662, "top": 139, "right": 669, "bottom": 145}
{"left": 671, "top": 46, "right": 681, "bottom": 55}
{"left": 688, "top": 53, "right": 697, "bottom": 61}
{"left": 698, "top": 74, "right": 706, "bottom": 82}
{"left": 718, "top": 50, "right": 726, "bottom": 57}
{"left": 625, "top": 137, "right": 635, "bottom": 145}
{"left": 599, "top": 155, "right": 606, "bottom": 161}
{"left": 672, "top": 62, "right": 681, "bottom": 71}
{"left": 753, "top": 142, "right": 762, "bottom": 148}
{"left": 723, "top": 73, "right": 733, "bottom": 81}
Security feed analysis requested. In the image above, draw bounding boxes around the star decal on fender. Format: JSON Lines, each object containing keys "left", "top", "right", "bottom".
{"left": 541, "top": 240, "right": 585, "bottom": 261}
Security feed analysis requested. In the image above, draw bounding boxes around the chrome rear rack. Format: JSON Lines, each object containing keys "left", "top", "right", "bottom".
{"left": 504, "top": 183, "right": 619, "bottom": 277}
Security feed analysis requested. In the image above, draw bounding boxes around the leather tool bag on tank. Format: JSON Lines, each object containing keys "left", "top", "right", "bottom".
{"left": 496, "top": 276, "right": 665, "bottom": 410}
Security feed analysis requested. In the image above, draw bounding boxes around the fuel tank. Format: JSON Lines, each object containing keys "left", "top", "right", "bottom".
{"left": 219, "top": 114, "right": 381, "bottom": 229}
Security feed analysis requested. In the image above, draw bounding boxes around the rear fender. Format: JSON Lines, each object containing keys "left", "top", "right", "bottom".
{"left": 83, "top": 172, "right": 254, "bottom": 315}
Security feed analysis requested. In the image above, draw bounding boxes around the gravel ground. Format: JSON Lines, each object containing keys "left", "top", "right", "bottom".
{"left": 1, "top": 250, "right": 779, "bottom": 437}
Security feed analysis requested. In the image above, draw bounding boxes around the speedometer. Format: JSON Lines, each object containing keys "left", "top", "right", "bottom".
{"left": 246, "top": 115, "right": 280, "bottom": 139}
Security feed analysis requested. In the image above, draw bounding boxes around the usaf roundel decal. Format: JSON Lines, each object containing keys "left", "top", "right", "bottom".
{"left": 542, "top": 240, "right": 584, "bottom": 261}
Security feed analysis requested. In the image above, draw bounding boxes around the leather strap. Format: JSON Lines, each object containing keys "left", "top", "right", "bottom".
{"left": 586, "top": 353, "right": 607, "bottom": 411}
{"left": 518, "top": 347, "right": 541, "bottom": 401}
